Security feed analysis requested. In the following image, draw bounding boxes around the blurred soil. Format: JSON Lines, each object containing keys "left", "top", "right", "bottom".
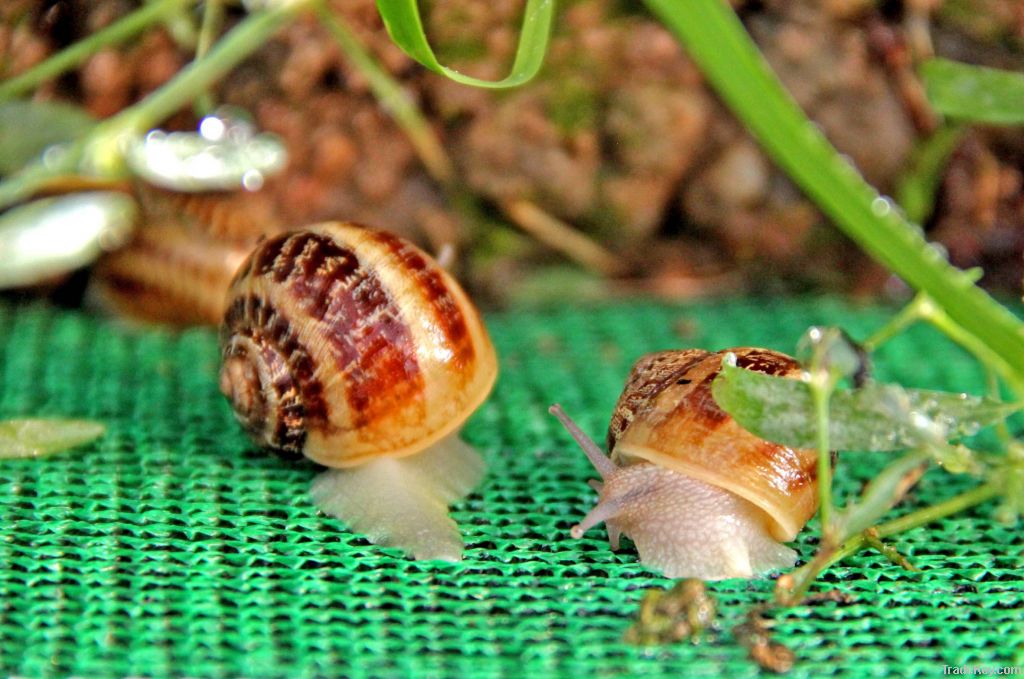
{"left": 2, "top": 0, "right": 1023, "bottom": 310}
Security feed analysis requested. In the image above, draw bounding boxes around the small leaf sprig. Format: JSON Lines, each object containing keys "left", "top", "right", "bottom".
{"left": 712, "top": 316, "right": 1022, "bottom": 607}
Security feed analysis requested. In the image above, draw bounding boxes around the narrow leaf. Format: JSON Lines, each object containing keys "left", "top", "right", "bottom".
{"left": 712, "top": 361, "right": 1022, "bottom": 451}
{"left": 895, "top": 124, "right": 966, "bottom": 224}
{"left": 0, "top": 101, "right": 96, "bottom": 176}
{"left": 375, "top": 0, "right": 554, "bottom": 89}
{"left": 0, "top": 419, "right": 106, "bottom": 459}
{"left": 922, "top": 58, "right": 1024, "bottom": 125}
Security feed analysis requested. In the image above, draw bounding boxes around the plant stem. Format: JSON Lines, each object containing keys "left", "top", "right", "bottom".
{"left": 0, "top": 2, "right": 307, "bottom": 211}
{"left": 0, "top": 0, "right": 195, "bottom": 102}
{"left": 108, "top": 3, "right": 305, "bottom": 135}
{"left": 193, "top": 0, "right": 227, "bottom": 115}
{"left": 501, "top": 199, "right": 626, "bottom": 276}
{"left": 873, "top": 482, "right": 1000, "bottom": 538}
{"left": 919, "top": 301, "right": 1024, "bottom": 397}
{"left": 315, "top": 2, "right": 454, "bottom": 183}
{"left": 811, "top": 379, "right": 834, "bottom": 535}
{"left": 778, "top": 481, "right": 1000, "bottom": 604}
{"left": 644, "top": 0, "right": 1024, "bottom": 396}
{"left": 862, "top": 294, "right": 932, "bottom": 352}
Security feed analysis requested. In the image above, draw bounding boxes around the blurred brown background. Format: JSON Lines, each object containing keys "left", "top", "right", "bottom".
{"left": 3, "top": 0, "right": 1023, "bottom": 309}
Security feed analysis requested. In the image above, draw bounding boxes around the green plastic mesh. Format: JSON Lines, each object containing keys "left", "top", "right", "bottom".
{"left": 0, "top": 297, "right": 1021, "bottom": 678}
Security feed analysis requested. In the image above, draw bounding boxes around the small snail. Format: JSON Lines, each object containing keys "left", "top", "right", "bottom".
{"left": 550, "top": 348, "right": 819, "bottom": 580}
{"left": 93, "top": 220, "right": 254, "bottom": 325}
{"left": 219, "top": 222, "right": 497, "bottom": 561}
{"left": 92, "top": 185, "right": 284, "bottom": 325}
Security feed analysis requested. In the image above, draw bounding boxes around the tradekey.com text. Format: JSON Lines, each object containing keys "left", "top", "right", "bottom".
{"left": 942, "top": 667, "right": 1021, "bottom": 676}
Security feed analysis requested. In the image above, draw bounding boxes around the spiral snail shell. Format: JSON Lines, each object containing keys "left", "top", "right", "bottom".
{"left": 219, "top": 221, "right": 498, "bottom": 561}
{"left": 551, "top": 348, "right": 818, "bottom": 580}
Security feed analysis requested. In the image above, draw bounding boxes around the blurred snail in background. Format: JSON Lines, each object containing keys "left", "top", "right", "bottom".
{"left": 91, "top": 188, "right": 283, "bottom": 325}
{"left": 218, "top": 221, "right": 498, "bottom": 561}
{"left": 550, "top": 348, "right": 819, "bottom": 580}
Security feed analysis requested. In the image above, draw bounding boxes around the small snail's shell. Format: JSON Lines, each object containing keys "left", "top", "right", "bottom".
{"left": 92, "top": 220, "right": 252, "bottom": 326}
{"left": 551, "top": 346, "right": 819, "bottom": 579}
{"left": 608, "top": 348, "right": 818, "bottom": 542}
{"left": 219, "top": 222, "right": 497, "bottom": 468}
{"left": 133, "top": 185, "right": 284, "bottom": 243}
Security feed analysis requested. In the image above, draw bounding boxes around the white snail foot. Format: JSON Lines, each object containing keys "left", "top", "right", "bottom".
{"left": 310, "top": 434, "right": 485, "bottom": 561}
{"left": 579, "top": 465, "right": 798, "bottom": 580}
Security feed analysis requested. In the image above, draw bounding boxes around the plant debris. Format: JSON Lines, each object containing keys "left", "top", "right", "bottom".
{"left": 623, "top": 579, "right": 717, "bottom": 645}
{"left": 733, "top": 605, "right": 796, "bottom": 674}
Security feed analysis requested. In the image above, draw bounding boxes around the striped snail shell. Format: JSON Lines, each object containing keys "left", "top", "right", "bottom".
{"left": 92, "top": 185, "right": 284, "bottom": 326}
{"left": 551, "top": 348, "right": 818, "bottom": 580}
{"left": 219, "top": 222, "right": 498, "bottom": 561}
{"left": 92, "top": 220, "right": 253, "bottom": 326}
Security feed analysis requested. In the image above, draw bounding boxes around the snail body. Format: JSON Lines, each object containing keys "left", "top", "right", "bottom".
{"left": 219, "top": 222, "right": 497, "bottom": 561}
{"left": 551, "top": 348, "right": 818, "bottom": 580}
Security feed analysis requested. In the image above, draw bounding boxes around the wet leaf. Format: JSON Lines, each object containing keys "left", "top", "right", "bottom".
{"left": 922, "top": 58, "right": 1024, "bottom": 125}
{"left": 712, "top": 359, "right": 1022, "bottom": 451}
{"left": 124, "top": 108, "right": 286, "bottom": 192}
{"left": 0, "top": 419, "right": 105, "bottom": 459}
{"left": 0, "top": 101, "right": 96, "bottom": 176}
{"left": 0, "top": 191, "right": 137, "bottom": 289}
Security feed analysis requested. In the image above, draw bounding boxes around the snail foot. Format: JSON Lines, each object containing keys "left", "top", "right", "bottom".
{"left": 310, "top": 434, "right": 485, "bottom": 561}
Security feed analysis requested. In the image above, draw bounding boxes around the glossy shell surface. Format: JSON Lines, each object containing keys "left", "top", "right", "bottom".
{"left": 219, "top": 221, "right": 497, "bottom": 468}
{"left": 94, "top": 220, "right": 252, "bottom": 325}
{"left": 608, "top": 347, "right": 818, "bottom": 541}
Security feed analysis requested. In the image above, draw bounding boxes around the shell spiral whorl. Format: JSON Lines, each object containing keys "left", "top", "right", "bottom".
{"left": 219, "top": 222, "right": 498, "bottom": 468}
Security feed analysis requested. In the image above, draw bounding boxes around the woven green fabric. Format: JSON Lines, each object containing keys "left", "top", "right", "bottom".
{"left": 0, "top": 297, "right": 1021, "bottom": 678}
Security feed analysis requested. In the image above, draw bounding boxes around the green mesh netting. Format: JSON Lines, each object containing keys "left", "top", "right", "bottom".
{"left": 0, "top": 297, "right": 1021, "bottom": 677}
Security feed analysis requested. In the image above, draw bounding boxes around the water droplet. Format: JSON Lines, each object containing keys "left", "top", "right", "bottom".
{"left": 199, "top": 115, "right": 226, "bottom": 142}
{"left": 241, "top": 169, "right": 264, "bottom": 191}
{"left": 42, "top": 144, "right": 67, "bottom": 169}
{"left": 871, "top": 196, "right": 892, "bottom": 217}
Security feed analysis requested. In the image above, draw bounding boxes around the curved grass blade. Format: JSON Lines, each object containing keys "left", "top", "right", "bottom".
{"left": 375, "top": 0, "right": 554, "bottom": 89}
{"left": 712, "top": 359, "right": 1022, "bottom": 451}
{"left": 922, "top": 58, "right": 1024, "bottom": 125}
{"left": 0, "top": 419, "right": 106, "bottom": 459}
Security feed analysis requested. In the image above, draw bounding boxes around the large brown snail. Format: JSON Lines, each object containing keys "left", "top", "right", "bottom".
{"left": 218, "top": 221, "right": 498, "bottom": 561}
{"left": 551, "top": 348, "right": 819, "bottom": 580}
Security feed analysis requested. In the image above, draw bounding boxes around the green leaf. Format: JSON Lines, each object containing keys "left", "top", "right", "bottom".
{"left": 0, "top": 101, "right": 96, "bottom": 176}
{"left": 922, "top": 58, "right": 1024, "bottom": 125}
{"left": 0, "top": 418, "right": 106, "bottom": 459}
{"left": 711, "top": 359, "right": 1022, "bottom": 451}
{"left": 375, "top": 0, "right": 554, "bottom": 88}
